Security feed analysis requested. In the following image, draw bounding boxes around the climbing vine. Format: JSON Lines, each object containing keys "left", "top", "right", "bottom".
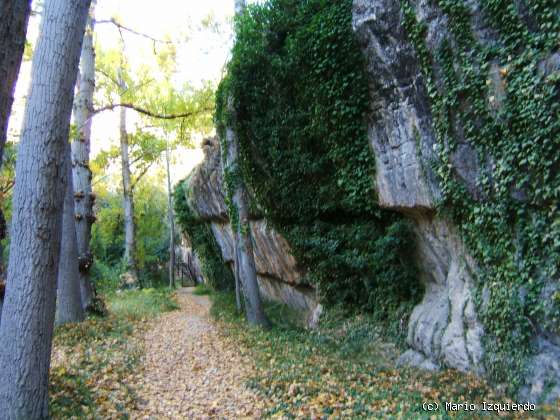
{"left": 215, "top": 0, "right": 421, "bottom": 337}
{"left": 401, "top": 0, "right": 560, "bottom": 392}
{"left": 173, "top": 179, "right": 234, "bottom": 291}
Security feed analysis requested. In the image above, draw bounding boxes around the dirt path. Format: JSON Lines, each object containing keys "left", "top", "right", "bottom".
{"left": 128, "top": 288, "right": 265, "bottom": 419}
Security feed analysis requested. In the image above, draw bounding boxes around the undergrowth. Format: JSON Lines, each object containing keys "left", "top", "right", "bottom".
{"left": 49, "top": 288, "right": 178, "bottom": 418}
{"left": 192, "top": 283, "right": 213, "bottom": 296}
{"left": 211, "top": 291, "right": 560, "bottom": 418}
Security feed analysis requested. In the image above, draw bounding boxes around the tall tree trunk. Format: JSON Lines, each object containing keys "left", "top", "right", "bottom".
{"left": 56, "top": 143, "right": 85, "bottom": 325}
{"left": 0, "top": 208, "right": 5, "bottom": 281}
{"left": 165, "top": 139, "right": 175, "bottom": 288}
{"left": 119, "top": 105, "right": 138, "bottom": 284}
{"left": 223, "top": 0, "right": 268, "bottom": 327}
{"left": 234, "top": 244, "right": 242, "bottom": 312}
{"left": 0, "top": 0, "right": 31, "bottom": 165}
{"left": 72, "top": 0, "right": 97, "bottom": 310}
{"left": 224, "top": 118, "right": 269, "bottom": 327}
{"left": 0, "top": 0, "right": 91, "bottom": 417}
{"left": 0, "top": 210, "right": 5, "bottom": 324}
{"left": 0, "top": 1, "right": 32, "bottom": 306}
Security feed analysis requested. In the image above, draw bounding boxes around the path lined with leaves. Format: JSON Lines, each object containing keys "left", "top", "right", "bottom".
{"left": 128, "top": 288, "right": 265, "bottom": 419}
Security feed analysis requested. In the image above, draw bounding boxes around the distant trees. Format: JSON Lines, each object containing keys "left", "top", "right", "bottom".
{"left": 118, "top": 95, "right": 140, "bottom": 284}
{"left": 0, "top": 143, "right": 16, "bottom": 301}
{"left": 92, "top": 31, "right": 213, "bottom": 287}
{"left": 0, "top": 0, "right": 92, "bottom": 416}
{"left": 234, "top": 0, "right": 246, "bottom": 16}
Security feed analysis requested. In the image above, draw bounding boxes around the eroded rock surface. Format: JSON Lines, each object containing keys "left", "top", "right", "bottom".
{"left": 186, "top": 138, "right": 318, "bottom": 320}
{"left": 353, "top": 0, "right": 484, "bottom": 375}
{"left": 176, "top": 236, "right": 205, "bottom": 285}
{"left": 353, "top": 0, "right": 559, "bottom": 403}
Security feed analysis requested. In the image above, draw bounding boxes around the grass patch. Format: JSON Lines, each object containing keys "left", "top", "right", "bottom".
{"left": 192, "top": 283, "right": 214, "bottom": 296}
{"left": 107, "top": 288, "right": 180, "bottom": 320}
{"left": 211, "top": 292, "right": 560, "bottom": 418}
{"left": 49, "top": 288, "right": 178, "bottom": 419}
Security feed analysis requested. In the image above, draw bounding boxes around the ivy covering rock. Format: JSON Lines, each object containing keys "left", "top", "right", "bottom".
{"left": 214, "top": 0, "right": 421, "bottom": 337}
{"left": 174, "top": 179, "right": 235, "bottom": 291}
{"left": 400, "top": 0, "right": 560, "bottom": 395}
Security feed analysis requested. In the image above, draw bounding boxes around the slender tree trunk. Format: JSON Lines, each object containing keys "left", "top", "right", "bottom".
{"left": 0, "top": 208, "right": 5, "bottom": 280}
{"left": 56, "top": 143, "right": 85, "bottom": 325}
{"left": 0, "top": 0, "right": 31, "bottom": 164}
{"left": 119, "top": 104, "right": 138, "bottom": 284}
{"left": 0, "top": 1, "right": 32, "bottom": 305}
{"left": 166, "top": 139, "right": 175, "bottom": 288}
{"left": 72, "top": 0, "right": 97, "bottom": 309}
{"left": 222, "top": 98, "right": 269, "bottom": 327}
{"left": 0, "top": 0, "right": 91, "bottom": 417}
{"left": 223, "top": 0, "right": 268, "bottom": 327}
{"left": 0, "top": 210, "right": 5, "bottom": 323}
{"left": 234, "top": 240, "right": 242, "bottom": 312}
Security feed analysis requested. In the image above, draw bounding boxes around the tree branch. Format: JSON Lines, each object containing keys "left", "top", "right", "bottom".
{"left": 95, "top": 18, "right": 173, "bottom": 44}
{"left": 131, "top": 162, "right": 154, "bottom": 189}
{"left": 93, "top": 103, "right": 212, "bottom": 120}
{"left": 96, "top": 68, "right": 120, "bottom": 88}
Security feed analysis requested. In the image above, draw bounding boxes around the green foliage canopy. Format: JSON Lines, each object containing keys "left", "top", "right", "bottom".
{"left": 91, "top": 176, "right": 171, "bottom": 290}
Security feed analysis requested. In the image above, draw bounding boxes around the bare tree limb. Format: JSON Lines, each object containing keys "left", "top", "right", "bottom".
{"left": 95, "top": 68, "right": 120, "bottom": 88}
{"left": 131, "top": 161, "right": 154, "bottom": 189}
{"left": 93, "top": 103, "right": 212, "bottom": 120}
{"left": 95, "top": 18, "right": 173, "bottom": 44}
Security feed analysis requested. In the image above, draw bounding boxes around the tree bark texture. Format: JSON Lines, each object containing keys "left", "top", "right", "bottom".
{"left": 0, "top": 0, "right": 31, "bottom": 164}
{"left": 0, "top": 0, "right": 91, "bottom": 418}
{"left": 72, "top": 0, "right": 97, "bottom": 310}
{"left": 0, "top": 207, "right": 5, "bottom": 281}
{"left": 56, "top": 143, "right": 85, "bottom": 325}
{"left": 0, "top": 1, "right": 32, "bottom": 307}
{"left": 119, "top": 105, "right": 138, "bottom": 283}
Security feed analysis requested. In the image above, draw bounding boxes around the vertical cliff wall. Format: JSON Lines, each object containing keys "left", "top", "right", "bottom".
{"left": 353, "top": 0, "right": 559, "bottom": 402}
{"left": 177, "top": 138, "right": 318, "bottom": 317}
{"left": 180, "top": 0, "right": 559, "bottom": 403}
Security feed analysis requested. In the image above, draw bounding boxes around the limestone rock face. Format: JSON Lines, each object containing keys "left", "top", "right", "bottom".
{"left": 186, "top": 138, "right": 318, "bottom": 320}
{"left": 353, "top": 0, "right": 559, "bottom": 402}
{"left": 187, "top": 138, "right": 229, "bottom": 222}
{"left": 352, "top": 0, "right": 484, "bottom": 374}
{"left": 175, "top": 237, "right": 205, "bottom": 285}
{"left": 209, "top": 221, "right": 304, "bottom": 287}
{"left": 409, "top": 217, "right": 484, "bottom": 375}
{"left": 352, "top": 0, "right": 441, "bottom": 211}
